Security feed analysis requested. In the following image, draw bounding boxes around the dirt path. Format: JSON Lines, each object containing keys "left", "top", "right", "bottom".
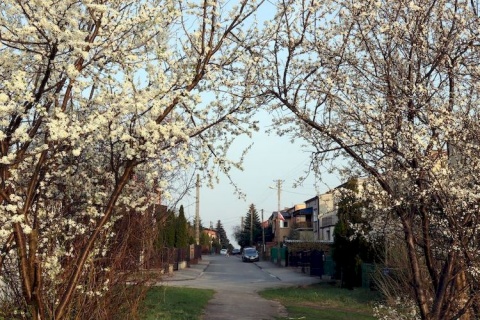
{"left": 201, "top": 289, "right": 287, "bottom": 320}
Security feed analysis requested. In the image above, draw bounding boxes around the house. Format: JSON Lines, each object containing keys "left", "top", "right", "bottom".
{"left": 269, "top": 203, "right": 316, "bottom": 243}
{"left": 268, "top": 178, "right": 367, "bottom": 245}
{"left": 269, "top": 209, "right": 291, "bottom": 244}
{"left": 290, "top": 204, "right": 314, "bottom": 240}
{"left": 202, "top": 228, "right": 218, "bottom": 241}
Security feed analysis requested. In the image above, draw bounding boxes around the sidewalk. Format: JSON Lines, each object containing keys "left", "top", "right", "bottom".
{"left": 161, "top": 258, "right": 210, "bottom": 282}
{"left": 253, "top": 259, "right": 327, "bottom": 285}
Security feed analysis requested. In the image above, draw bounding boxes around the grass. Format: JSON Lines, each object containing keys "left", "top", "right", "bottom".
{"left": 139, "top": 286, "right": 214, "bottom": 320}
{"left": 259, "top": 282, "right": 380, "bottom": 320}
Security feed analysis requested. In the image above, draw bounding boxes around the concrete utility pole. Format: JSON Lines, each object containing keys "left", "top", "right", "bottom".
{"left": 250, "top": 206, "right": 253, "bottom": 246}
{"left": 275, "top": 179, "right": 283, "bottom": 265}
{"left": 261, "top": 209, "right": 265, "bottom": 256}
{"left": 195, "top": 174, "right": 200, "bottom": 245}
{"left": 276, "top": 179, "right": 283, "bottom": 231}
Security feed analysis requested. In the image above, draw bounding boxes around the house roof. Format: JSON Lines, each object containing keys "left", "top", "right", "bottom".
{"left": 268, "top": 211, "right": 292, "bottom": 220}
{"left": 304, "top": 195, "right": 319, "bottom": 203}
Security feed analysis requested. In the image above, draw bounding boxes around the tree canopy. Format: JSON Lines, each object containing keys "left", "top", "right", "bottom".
{"left": 255, "top": 1, "right": 480, "bottom": 318}
{"left": 332, "top": 179, "right": 376, "bottom": 289}
{"left": 175, "top": 205, "right": 189, "bottom": 248}
{"left": 0, "top": 1, "right": 262, "bottom": 319}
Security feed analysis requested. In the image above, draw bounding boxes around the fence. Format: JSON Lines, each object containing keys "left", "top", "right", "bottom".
{"left": 270, "top": 247, "right": 287, "bottom": 265}
{"left": 141, "top": 245, "right": 202, "bottom": 272}
{"left": 286, "top": 249, "right": 325, "bottom": 276}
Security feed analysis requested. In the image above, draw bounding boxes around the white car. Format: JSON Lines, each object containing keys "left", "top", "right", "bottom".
{"left": 220, "top": 249, "right": 228, "bottom": 255}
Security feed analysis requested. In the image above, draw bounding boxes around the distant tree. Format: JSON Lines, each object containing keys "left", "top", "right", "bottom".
{"left": 332, "top": 179, "right": 375, "bottom": 289}
{"left": 264, "top": 224, "right": 274, "bottom": 243}
{"left": 199, "top": 232, "right": 211, "bottom": 247}
{"left": 155, "top": 209, "right": 176, "bottom": 248}
{"left": 183, "top": 216, "right": 208, "bottom": 245}
{"left": 187, "top": 220, "right": 195, "bottom": 245}
{"left": 193, "top": 216, "right": 204, "bottom": 230}
{"left": 233, "top": 225, "right": 249, "bottom": 248}
{"left": 154, "top": 210, "right": 166, "bottom": 249}
{"left": 215, "top": 220, "right": 230, "bottom": 249}
{"left": 211, "top": 237, "right": 221, "bottom": 254}
{"left": 175, "top": 205, "right": 189, "bottom": 248}
{"left": 234, "top": 204, "right": 262, "bottom": 247}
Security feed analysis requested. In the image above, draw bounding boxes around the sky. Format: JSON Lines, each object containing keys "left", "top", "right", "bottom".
{"left": 179, "top": 111, "right": 342, "bottom": 246}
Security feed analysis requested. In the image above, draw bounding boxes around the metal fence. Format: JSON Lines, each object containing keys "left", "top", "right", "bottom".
{"left": 286, "top": 249, "right": 325, "bottom": 276}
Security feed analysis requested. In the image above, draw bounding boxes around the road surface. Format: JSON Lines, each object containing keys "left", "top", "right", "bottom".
{"left": 161, "top": 254, "right": 322, "bottom": 320}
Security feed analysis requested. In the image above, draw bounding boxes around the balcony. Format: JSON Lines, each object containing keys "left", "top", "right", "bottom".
{"left": 294, "top": 221, "right": 313, "bottom": 230}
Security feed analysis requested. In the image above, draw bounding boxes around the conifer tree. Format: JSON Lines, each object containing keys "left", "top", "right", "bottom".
{"left": 215, "top": 220, "right": 230, "bottom": 249}
{"left": 234, "top": 204, "right": 262, "bottom": 247}
{"left": 175, "top": 205, "right": 188, "bottom": 248}
{"left": 164, "top": 210, "right": 176, "bottom": 248}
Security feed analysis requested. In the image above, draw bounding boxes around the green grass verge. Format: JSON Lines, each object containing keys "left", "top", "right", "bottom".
{"left": 139, "top": 286, "right": 215, "bottom": 320}
{"left": 259, "top": 283, "right": 380, "bottom": 320}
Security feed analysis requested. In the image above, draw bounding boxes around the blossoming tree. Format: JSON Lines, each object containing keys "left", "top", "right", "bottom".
{"left": 0, "top": 0, "right": 262, "bottom": 319}
{"left": 256, "top": 0, "right": 480, "bottom": 319}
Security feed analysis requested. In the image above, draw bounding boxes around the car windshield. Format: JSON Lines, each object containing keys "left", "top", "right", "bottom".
{"left": 245, "top": 249, "right": 256, "bottom": 254}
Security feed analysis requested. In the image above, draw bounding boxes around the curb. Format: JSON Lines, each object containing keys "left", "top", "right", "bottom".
{"left": 163, "top": 260, "right": 211, "bottom": 282}
{"left": 253, "top": 261, "right": 282, "bottom": 281}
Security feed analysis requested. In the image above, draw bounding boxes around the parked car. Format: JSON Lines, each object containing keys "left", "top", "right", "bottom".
{"left": 220, "top": 248, "right": 228, "bottom": 255}
{"left": 231, "top": 248, "right": 241, "bottom": 255}
{"left": 242, "top": 248, "right": 259, "bottom": 262}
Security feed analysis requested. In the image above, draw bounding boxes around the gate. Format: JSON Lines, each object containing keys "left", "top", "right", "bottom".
{"left": 310, "top": 250, "right": 324, "bottom": 276}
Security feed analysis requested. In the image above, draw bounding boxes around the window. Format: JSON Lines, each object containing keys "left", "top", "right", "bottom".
{"left": 281, "top": 221, "right": 288, "bottom": 228}
{"left": 322, "top": 216, "right": 333, "bottom": 226}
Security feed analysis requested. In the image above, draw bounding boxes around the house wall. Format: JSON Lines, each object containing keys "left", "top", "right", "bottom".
{"left": 316, "top": 178, "right": 367, "bottom": 243}
{"left": 319, "top": 214, "right": 338, "bottom": 242}
{"left": 274, "top": 218, "right": 291, "bottom": 243}
{"left": 318, "top": 193, "right": 337, "bottom": 242}
{"left": 305, "top": 196, "right": 320, "bottom": 240}
{"left": 298, "top": 230, "right": 315, "bottom": 241}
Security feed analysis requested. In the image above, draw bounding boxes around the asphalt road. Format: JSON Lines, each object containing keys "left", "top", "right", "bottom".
{"left": 160, "top": 254, "right": 323, "bottom": 320}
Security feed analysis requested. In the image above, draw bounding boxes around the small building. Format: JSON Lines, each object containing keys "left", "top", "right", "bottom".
{"left": 202, "top": 228, "right": 218, "bottom": 240}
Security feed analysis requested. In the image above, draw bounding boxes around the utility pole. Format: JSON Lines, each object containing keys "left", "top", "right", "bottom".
{"left": 275, "top": 179, "right": 283, "bottom": 265}
{"left": 261, "top": 209, "right": 265, "bottom": 258}
{"left": 195, "top": 174, "right": 200, "bottom": 245}
{"left": 275, "top": 179, "right": 283, "bottom": 232}
{"left": 250, "top": 206, "right": 253, "bottom": 246}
